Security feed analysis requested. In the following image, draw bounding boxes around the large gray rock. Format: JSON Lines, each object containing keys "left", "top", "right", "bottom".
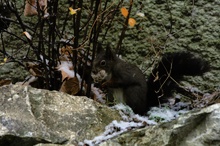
{"left": 100, "top": 103, "right": 220, "bottom": 146}
{"left": 1, "top": 84, "right": 220, "bottom": 146}
{"left": 0, "top": 85, "right": 122, "bottom": 146}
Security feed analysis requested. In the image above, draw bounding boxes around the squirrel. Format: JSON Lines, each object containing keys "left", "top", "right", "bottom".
{"left": 91, "top": 44, "right": 210, "bottom": 115}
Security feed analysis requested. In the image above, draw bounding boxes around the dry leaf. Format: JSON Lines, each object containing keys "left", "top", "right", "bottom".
{"left": 59, "top": 76, "right": 80, "bottom": 95}
{"left": 3, "top": 57, "right": 7, "bottom": 62}
{"left": 24, "top": 0, "right": 48, "bottom": 16}
{"left": 0, "top": 57, "right": 7, "bottom": 65}
{"left": 24, "top": 0, "right": 38, "bottom": 16}
{"left": 120, "top": 7, "right": 128, "bottom": 18}
{"left": 29, "top": 68, "right": 42, "bottom": 77}
{"left": 136, "top": 12, "right": 145, "bottom": 17}
{"left": 61, "top": 70, "right": 69, "bottom": 81}
{"left": 57, "top": 61, "right": 75, "bottom": 80}
{"left": 153, "top": 72, "right": 159, "bottom": 82}
{"left": 128, "top": 18, "right": 136, "bottom": 27}
{"left": 0, "top": 79, "right": 11, "bottom": 87}
{"left": 26, "top": 62, "right": 43, "bottom": 77}
{"left": 23, "top": 31, "right": 32, "bottom": 40}
{"left": 69, "top": 7, "right": 81, "bottom": 15}
{"left": 59, "top": 45, "right": 74, "bottom": 61}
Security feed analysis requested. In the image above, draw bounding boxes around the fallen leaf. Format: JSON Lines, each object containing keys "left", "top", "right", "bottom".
{"left": 61, "top": 70, "right": 69, "bottom": 81}
{"left": 0, "top": 79, "right": 11, "bottom": 87}
{"left": 60, "top": 76, "right": 80, "bottom": 95}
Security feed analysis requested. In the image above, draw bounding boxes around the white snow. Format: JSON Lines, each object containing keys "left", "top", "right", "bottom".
{"left": 78, "top": 96, "right": 192, "bottom": 146}
{"left": 79, "top": 104, "right": 158, "bottom": 146}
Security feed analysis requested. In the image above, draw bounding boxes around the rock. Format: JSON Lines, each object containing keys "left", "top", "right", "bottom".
{"left": 100, "top": 103, "right": 220, "bottom": 146}
{"left": 0, "top": 85, "right": 122, "bottom": 146}
{"left": 1, "top": 85, "right": 220, "bottom": 146}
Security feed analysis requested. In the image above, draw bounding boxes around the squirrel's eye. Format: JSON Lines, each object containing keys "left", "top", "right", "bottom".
{"left": 100, "top": 60, "right": 106, "bottom": 66}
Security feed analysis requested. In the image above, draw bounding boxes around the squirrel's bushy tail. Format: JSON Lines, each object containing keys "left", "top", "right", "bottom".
{"left": 146, "top": 51, "right": 210, "bottom": 107}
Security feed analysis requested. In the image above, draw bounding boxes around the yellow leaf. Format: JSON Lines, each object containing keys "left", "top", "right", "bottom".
{"left": 120, "top": 7, "right": 128, "bottom": 18}
{"left": 69, "top": 7, "right": 81, "bottom": 15}
{"left": 0, "top": 58, "right": 7, "bottom": 65}
{"left": 128, "top": 18, "right": 136, "bottom": 27}
{"left": 3, "top": 58, "right": 7, "bottom": 63}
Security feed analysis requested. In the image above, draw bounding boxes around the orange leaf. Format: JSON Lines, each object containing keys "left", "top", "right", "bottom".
{"left": 120, "top": 7, "right": 128, "bottom": 18}
{"left": 128, "top": 18, "right": 136, "bottom": 27}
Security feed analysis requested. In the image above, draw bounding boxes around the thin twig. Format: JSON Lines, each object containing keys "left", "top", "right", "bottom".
{"left": 116, "top": 0, "right": 133, "bottom": 54}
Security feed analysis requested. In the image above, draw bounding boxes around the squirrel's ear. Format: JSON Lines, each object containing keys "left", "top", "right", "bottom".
{"left": 106, "top": 44, "right": 115, "bottom": 60}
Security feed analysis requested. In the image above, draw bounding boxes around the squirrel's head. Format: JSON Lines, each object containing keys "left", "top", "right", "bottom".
{"left": 91, "top": 44, "right": 116, "bottom": 83}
